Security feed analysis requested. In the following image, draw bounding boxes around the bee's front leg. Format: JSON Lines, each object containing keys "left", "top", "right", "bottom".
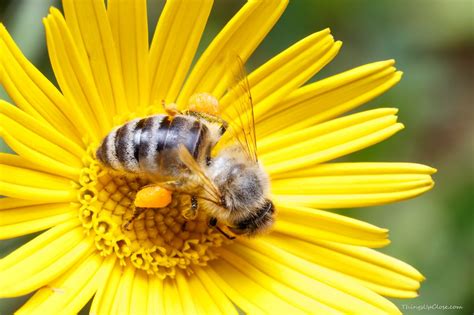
{"left": 123, "top": 207, "right": 147, "bottom": 231}
{"left": 208, "top": 217, "right": 236, "bottom": 240}
{"left": 182, "top": 195, "right": 199, "bottom": 220}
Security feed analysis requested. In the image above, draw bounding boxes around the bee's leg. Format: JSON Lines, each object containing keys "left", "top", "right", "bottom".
{"left": 181, "top": 195, "right": 199, "bottom": 220}
{"left": 185, "top": 110, "right": 228, "bottom": 137}
{"left": 208, "top": 217, "right": 218, "bottom": 227}
{"left": 208, "top": 217, "right": 236, "bottom": 240}
{"left": 218, "top": 119, "right": 228, "bottom": 136}
{"left": 123, "top": 207, "right": 147, "bottom": 231}
{"left": 161, "top": 100, "right": 181, "bottom": 117}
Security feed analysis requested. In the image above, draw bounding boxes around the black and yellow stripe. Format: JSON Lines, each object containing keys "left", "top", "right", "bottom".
{"left": 96, "top": 115, "right": 210, "bottom": 176}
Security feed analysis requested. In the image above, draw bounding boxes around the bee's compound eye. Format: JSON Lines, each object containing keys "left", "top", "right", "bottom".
{"left": 208, "top": 217, "right": 218, "bottom": 227}
{"left": 134, "top": 185, "right": 172, "bottom": 208}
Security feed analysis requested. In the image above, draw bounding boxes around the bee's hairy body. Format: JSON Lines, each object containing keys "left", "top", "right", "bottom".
{"left": 96, "top": 92, "right": 275, "bottom": 237}
{"left": 96, "top": 114, "right": 217, "bottom": 182}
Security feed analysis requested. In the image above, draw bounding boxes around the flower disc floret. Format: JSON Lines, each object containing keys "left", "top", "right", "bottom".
{"left": 78, "top": 146, "right": 226, "bottom": 279}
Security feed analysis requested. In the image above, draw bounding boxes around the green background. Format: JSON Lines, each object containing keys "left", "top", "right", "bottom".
{"left": 1, "top": 0, "right": 472, "bottom": 314}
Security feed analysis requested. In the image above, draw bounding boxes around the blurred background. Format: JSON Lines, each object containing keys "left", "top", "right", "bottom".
{"left": 1, "top": 0, "right": 472, "bottom": 314}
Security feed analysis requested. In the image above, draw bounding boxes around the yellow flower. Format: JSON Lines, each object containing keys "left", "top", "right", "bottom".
{"left": 0, "top": 0, "right": 435, "bottom": 314}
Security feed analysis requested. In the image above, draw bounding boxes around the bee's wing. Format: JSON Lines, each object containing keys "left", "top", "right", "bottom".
{"left": 177, "top": 144, "right": 222, "bottom": 204}
{"left": 221, "top": 55, "right": 258, "bottom": 162}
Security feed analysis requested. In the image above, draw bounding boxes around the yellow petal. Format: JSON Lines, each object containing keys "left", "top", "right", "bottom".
{"left": 0, "top": 180, "right": 76, "bottom": 202}
{"left": 43, "top": 10, "right": 105, "bottom": 140}
{"left": 1, "top": 101, "right": 85, "bottom": 157}
{"left": 267, "top": 235, "right": 423, "bottom": 298}
{"left": 1, "top": 112, "right": 82, "bottom": 168}
{"left": 0, "top": 202, "right": 78, "bottom": 240}
{"left": 129, "top": 270, "right": 149, "bottom": 315}
{"left": 272, "top": 175, "right": 433, "bottom": 195}
{"left": 210, "top": 257, "right": 338, "bottom": 314}
{"left": 62, "top": 0, "right": 127, "bottom": 117}
{"left": 0, "top": 24, "right": 82, "bottom": 144}
{"left": 19, "top": 253, "right": 115, "bottom": 314}
{"left": 0, "top": 221, "right": 95, "bottom": 297}
{"left": 258, "top": 108, "right": 398, "bottom": 159}
{"left": 108, "top": 0, "right": 149, "bottom": 111}
{"left": 223, "top": 244, "right": 391, "bottom": 314}
{"left": 17, "top": 254, "right": 105, "bottom": 314}
{"left": 0, "top": 129, "right": 80, "bottom": 179}
{"left": 178, "top": 0, "right": 288, "bottom": 104}
{"left": 222, "top": 31, "right": 341, "bottom": 122}
{"left": 238, "top": 239, "right": 402, "bottom": 314}
{"left": 280, "top": 162, "right": 437, "bottom": 178}
{"left": 257, "top": 60, "right": 402, "bottom": 137}
{"left": 0, "top": 197, "right": 50, "bottom": 210}
{"left": 205, "top": 264, "right": 266, "bottom": 315}
{"left": 176, "top": 271, "right": 198, "bottom": 315}
{"left": 217, "top": 248, "right": 344, "bottom": 314}
{"left": 0, "top": 154, "right": 66, "bottom": 182}
{"left": 187, "top": 269, "right": 233, "bottom": 315}
{"left": 0, "top": 220, "right": 77, "bottom": 269}
{"left": 273, "top": 221, "right": 387, "bottom": 248}
{"left": 147, "top": 275, "right": 165, "bottom": 315}
{"left": 0, "top": 153, "right": 77, "bottom": 185}
{"left": 274, "top": 204, "right": 389, "bottom": 247}
{"left": 110, "top": 266, "right": 135, "bottom": 314}
{"left": 0, "top": 160, "right": 74, "bottom": 190}
{"left": 262, "top": 116, "right": 404, "bottom": 175}
{"left": 192, "top": 266, "right": 238, "bottom": 315}
{"left": 274, "top": 183, "right": 434, "bottom": 208}
{"left": 149, "top": 0, "right": 213, "bottom": 105}
{"left": 0, "top": 159, "right": 77, "bottom": 202}
{"left": 271, "top": 161, "right": 435, "bottom": 208}
{"left": 163, "top": 277, "right": 184, "bottom": 315}
{"left": 90, "top": 261, "right": 123, "bottom": 315}
{"left": 17, "top": 255, "right": 114, "bottom": 315}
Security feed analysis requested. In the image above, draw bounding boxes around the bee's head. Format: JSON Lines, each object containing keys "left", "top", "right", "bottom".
{"left": 227, "top": 199, "right": 275, "bottom": 236}
{"left": 207, "top": 147, "right": 273, "bottom": 233}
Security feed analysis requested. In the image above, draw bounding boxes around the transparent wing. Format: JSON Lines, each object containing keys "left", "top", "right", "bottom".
{"left": 177, "top": 145, "right": 222, "bottom": 204}
{"left": 220, "top": 55, "right": 258, "bottom": 162}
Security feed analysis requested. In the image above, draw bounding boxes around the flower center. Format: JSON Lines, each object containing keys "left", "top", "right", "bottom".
{"left": 78, "top": 145, "right": 227, "bottom": 279}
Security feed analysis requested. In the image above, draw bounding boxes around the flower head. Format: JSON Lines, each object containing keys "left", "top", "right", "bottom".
{"left": 0, "top": 0, "right": 435, "bottom": 314}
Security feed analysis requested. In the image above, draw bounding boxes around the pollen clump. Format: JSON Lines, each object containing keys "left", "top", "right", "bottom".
{"left": 134, "top": 185, "right": 173, "bottom": 208}
{"left": 78, "top": 145, "right": 227, "bottom": 279}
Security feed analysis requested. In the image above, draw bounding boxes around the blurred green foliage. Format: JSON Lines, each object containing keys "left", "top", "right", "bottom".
{"left": 1, "top": 0, "right": 472, "bottom": 314}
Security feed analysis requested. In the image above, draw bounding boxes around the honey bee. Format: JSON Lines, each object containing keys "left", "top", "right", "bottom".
{"left": 96, "top": 58, "right": 274, "bottom": 238}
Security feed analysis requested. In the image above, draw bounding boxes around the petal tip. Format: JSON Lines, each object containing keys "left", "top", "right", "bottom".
{"left": 396, "top": 122, "right": 405, "bottom": 130}
{"left": 49, "top": 6, "right": 60, "bottom": 15}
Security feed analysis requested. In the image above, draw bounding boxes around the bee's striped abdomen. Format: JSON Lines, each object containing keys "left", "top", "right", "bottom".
{"left": 96, "top": 115, "right": 210, "bottom": 177}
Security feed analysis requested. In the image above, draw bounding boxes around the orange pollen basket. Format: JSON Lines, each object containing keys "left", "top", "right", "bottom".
{"left": 134, "top": 185, "right": 173, "bottom": 208}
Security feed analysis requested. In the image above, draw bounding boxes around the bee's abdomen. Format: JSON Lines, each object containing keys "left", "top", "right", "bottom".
{"left": 96, "top": 115, "right": 209, "bottom": 175}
